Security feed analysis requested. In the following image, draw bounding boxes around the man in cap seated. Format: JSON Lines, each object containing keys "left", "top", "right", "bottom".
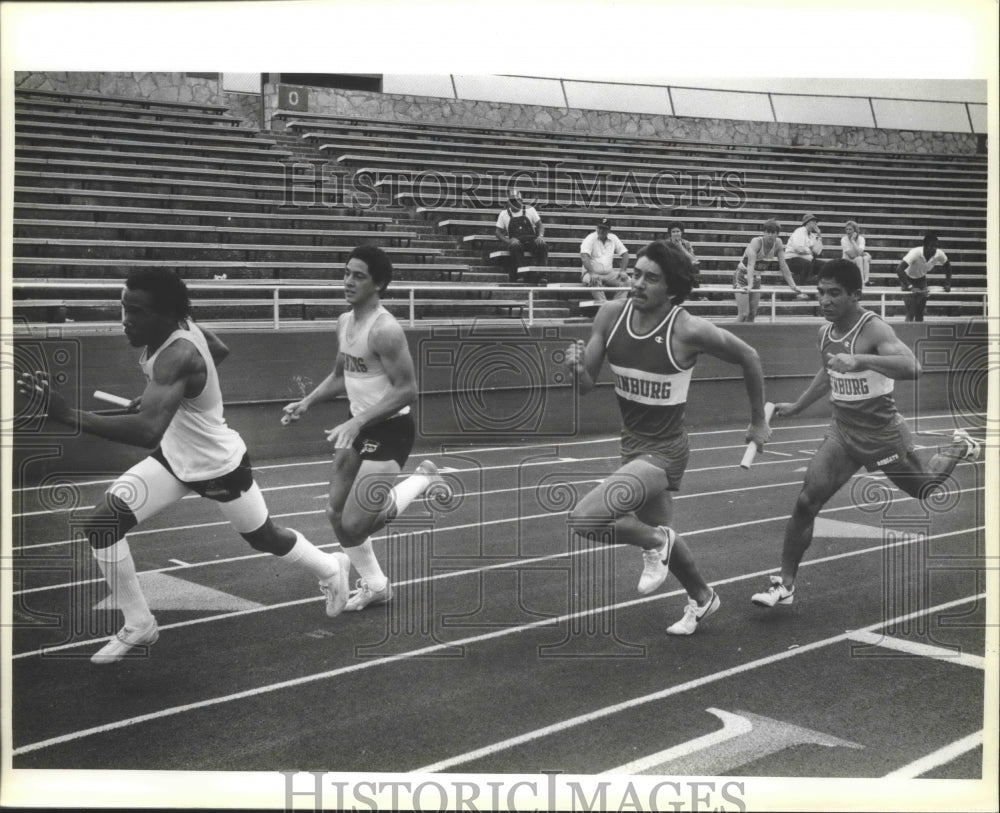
{"left": 495, "top": 189, "right": 548, "bottom": 284}
{"left": 785, "top": 212, "right": 825, "bottom": 297}
{"left": 580, "top": 217, "right": 631, "bottom": 302}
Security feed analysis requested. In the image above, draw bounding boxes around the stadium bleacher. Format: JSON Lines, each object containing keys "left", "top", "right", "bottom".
{"left": 13, "top": 89, "right": 988, "bottom": 325}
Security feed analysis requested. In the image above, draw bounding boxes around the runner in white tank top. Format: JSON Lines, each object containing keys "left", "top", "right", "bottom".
{"left": 19, "top": 268, "right": 348, "bottom": 663}
{"left": 140, "top": 320, "right": 246, "bottom": 481}
{"left": 283, "top": 246, "right": 448, "bottom": 614}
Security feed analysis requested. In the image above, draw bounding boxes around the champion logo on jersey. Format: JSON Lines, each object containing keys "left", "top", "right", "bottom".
{"left": 360, "top": 439, "right": 381, "bottom": 455}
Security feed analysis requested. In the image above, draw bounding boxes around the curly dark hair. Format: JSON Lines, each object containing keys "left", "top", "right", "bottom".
{"left": 125, "top": 267, "right": 191, "bottom": 319}
{"left": 637, "top": 241, "right": 696, "bottom": 304}
{"left": 348, "top": 245, "right": 394, "bottom": 292}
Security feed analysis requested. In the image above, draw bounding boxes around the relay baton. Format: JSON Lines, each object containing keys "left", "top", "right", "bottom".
{"left": 740, "top": 401, "right": 775, "bottom": 469}
{"left": 93, "top": 390, "right": 132, "bottom": 408}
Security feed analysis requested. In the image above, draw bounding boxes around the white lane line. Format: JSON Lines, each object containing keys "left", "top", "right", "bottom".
{"left": 414, "top": 592, "right": 984, "bottom": 772}
{"left": 10, "top": 587, "right": 984, "bottom": 758}
{"left": 12, "top": 471, "right": 812, "bottom": 555}
{"left": 10, "top": 443, "right": 821, "bottom": 520}
{"left": 882, "top": 731, "right": 984, "bottom": 779}
{"left": 16, "top": 453, "right": 981, "bottom": 554}
{"left": 11, "top": 477, "right": 982, "bottom": 603}
{"left": 11, "top": 410, "right": 972, "bottom": 497}
{"left": 846, "top": 630, "right": 987, "bottom": 669}
{"left": 14, "top": 523, "right": 982, "bottom": 661}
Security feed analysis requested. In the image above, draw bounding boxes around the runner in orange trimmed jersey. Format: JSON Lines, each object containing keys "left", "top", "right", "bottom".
{"left": 565, "top": 241, "right": 772, "bottom": 635}
{"left": 751, "top": 259, "right": 981, "bottom": 609}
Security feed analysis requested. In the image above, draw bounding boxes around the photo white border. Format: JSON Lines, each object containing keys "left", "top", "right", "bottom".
{"left": 2, "top": 1, "right": 996, "bottom": 811}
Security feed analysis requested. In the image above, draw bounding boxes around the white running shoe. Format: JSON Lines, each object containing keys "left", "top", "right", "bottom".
{"left": 345, "top": 579, "right": 393, "bottom": 611}
{"left": 666, "top": 590, "right": 721, "bottom": 636}
{"left": 751, "top": 575, "right": 795, "bottom": 607}
{"left": 319, "top": 551, "right": 351, "bottom": 618}
{"left": 952, "top": 429, "right": 982, "bottom": 462}
{"left": 91, "top": 617, "right": 159, "bottom": 664}
{"left": 637, "top": 526, "right": 676, "bottom": 595}
{"left": 416, "top": 459, "right": 452, "bottom": 506}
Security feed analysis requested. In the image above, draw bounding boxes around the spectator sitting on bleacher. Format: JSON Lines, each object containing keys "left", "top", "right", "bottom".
{"left": 495, "top": 189, "right": 548, "bottom": 285}
{"left": 897, "top": 232, "right": 952, "bottom": 323}
{"left": 784, "top": 212, "right": 824, "bottom": 296}
{"left": 841, "top": 220, "right": 871, "bottom": 285}
{"left": 663, "top": 221, "right": 701, "bottom": 288}
{"left": 580, "top": 218, "right": 630, "bottom": 302}
{"left": 733, "top": 219, "right": 801, "bottom": 323}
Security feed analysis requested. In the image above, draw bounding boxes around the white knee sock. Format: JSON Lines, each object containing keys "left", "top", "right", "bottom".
{"left": 389, "top": 471, "right": 432, "bottom": 517}
{"left": 281, "top": 529, "right": 340, "bottom": 579}
{"left": 343, "top": 539, "right": 387, "bottom": 591}
{"left": 92, "top": 539, "right": 154, "bottom": 629}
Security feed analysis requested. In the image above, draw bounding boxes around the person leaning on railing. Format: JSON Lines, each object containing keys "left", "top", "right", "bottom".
{"left": 732, "top": 219, "right": 801, "bottom": 323}
{"left": 896, "top": 232, "right": 952, "bottom": 323}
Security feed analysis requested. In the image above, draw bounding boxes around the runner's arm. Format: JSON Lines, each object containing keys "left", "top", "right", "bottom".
{"left": 566, "top": 300, "right": 620, "bottom": 395}
{"left": 684, "top": 317, "right": 769, "bottom": 432}
{"left": 832, "top": 320, "right": 921, "bottom": 380}
{"left": 39, "top": 342, "right": 193, "bottom": 447}
{"left": 198, "top": 323, "right": 230, "bottom": 366}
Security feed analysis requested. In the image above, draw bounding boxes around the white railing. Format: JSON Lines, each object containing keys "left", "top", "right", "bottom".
{"left": 12, "top": 279, "right": 988, "bottom": 328}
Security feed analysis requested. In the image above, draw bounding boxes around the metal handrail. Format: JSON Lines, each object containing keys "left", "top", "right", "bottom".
{"left": 12, "top": 279, "right": 988, "bottom": 327}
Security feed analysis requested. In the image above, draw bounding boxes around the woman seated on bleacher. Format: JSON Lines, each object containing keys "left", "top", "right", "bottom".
{"left": 663, "top": 221, "right": 701, "bottom": 288}
{"left": 733, "top": 219, "right": 801, "bottom": 323}
{"left": 840, "top": 220, "right": 872, "bottom": 285}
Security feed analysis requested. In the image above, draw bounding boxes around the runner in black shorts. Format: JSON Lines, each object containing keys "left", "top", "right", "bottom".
{"left": 353, "top": 413, "right": 416, "bottom": 468}
{"left": 283, "top": 247, "right": 448, "bottom": 613}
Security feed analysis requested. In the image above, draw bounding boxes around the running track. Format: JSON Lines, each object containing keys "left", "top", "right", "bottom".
{"left": 7, "top": 412, "right": 992, "bottom": 803}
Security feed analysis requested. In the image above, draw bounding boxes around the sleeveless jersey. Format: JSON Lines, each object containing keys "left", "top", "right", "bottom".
{"left": 822, "top": 310, "right": 898, "bottom": 430}
{"left": 740, "top": 235, "right": 778, "bottom": 267}
{"left": 606, "top": 301, "right": 693, "bottom": 439}
{"left": 140, "top": 321, "right": 246, "bottom": 481}
{"left": 337, "top": 306, "right": 411, "bottom": 419}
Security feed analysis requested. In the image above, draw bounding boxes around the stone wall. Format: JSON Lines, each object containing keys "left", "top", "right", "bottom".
{"left": 268, "top": 84, "right": 980, "bottom": 155}
{"left": 222, "top": 91, "right": 264, "bottom": 129}
{"left": 14, "top": 71, "right": 981, "bottom": 155}
{"left": 15, "top": 71, "right": 223, "bottom": 107}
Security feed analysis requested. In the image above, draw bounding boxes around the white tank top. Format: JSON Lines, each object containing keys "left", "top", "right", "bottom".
{"left": 140, "top": 321, "right": 246, "bottom": 481}
{"left": 337, "top": 306, "right": 410, "bottom": 419}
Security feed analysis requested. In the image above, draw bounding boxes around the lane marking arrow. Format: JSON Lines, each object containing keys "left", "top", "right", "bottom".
{"left": 605, "top": 707, "right": 863, "bottom": 775}
{"left": 95, "top": 571, "right": 265, "bottom": 612}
